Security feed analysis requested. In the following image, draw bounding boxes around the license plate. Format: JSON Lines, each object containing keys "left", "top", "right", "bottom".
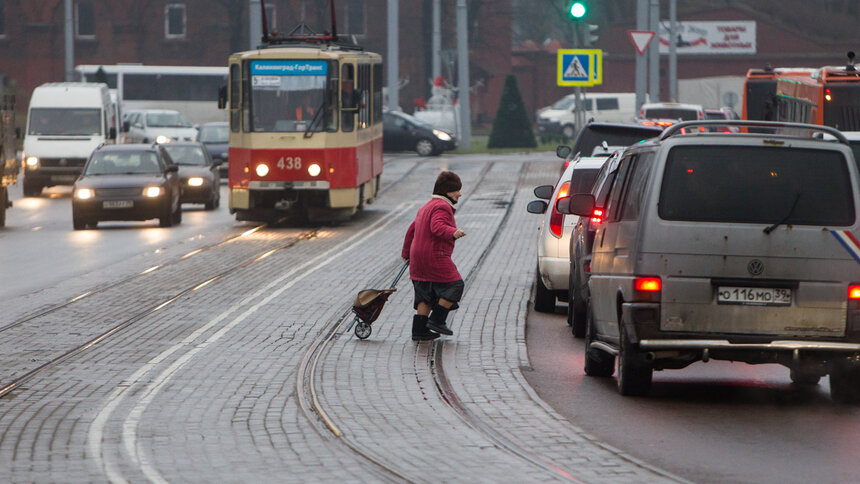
{"left": 103, "top": 200, "right": 133, "bottom": 209}
{"left": 717, "top": 286, "right": 792, "bottom": 306}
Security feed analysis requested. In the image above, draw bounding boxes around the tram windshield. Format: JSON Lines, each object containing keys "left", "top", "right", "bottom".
{"left": 249, "top": 60, "right": 335, "bottom": 133}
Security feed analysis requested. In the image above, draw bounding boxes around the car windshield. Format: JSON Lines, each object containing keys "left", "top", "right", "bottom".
{"left": 146, "top": 112, "right": 192, "bottom": 128}
{"left": 393, "top": 111, "right": 430, "bottom": 128}
{"left": 551, "top": 97, "right": 576, "bottom": 110}
{"left": 659, "top": 145, "right": 855, "bottom": 226}
{"left": 197, "top": 124, "right": 228, "bottom": 143}
{"left": 163, "top": 146, "right": 207, "bottom": 166}
{"left": 643, "top": 108, "right": 698, "bottom": 120}
{"left": 85, "top": 151, "right": 162, "bottom": 175}
{"left": 570, "top": 168, "right": 600, "bottom": 194}
{"left": 28, "top": 108, "right": 101, "bottom": 136}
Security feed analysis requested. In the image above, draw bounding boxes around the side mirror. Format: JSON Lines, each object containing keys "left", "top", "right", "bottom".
{"left": 556, "top": 145, "right": 572, "bottom": 159}
{"left": 218, "top": 85, "right": 227, "bottom": 109}
{"left": 526, "top": 200, "right": 548, "bottom": 214}
{"left": 166, "top": 164, "right": 179, "bottom": 173}
{"left": 122, "top": 121, "right": 130, "bottom": 132}
{"left": 109, "top": 127, "right": 117, "bottom": 140}
{"left": 565, "top": 193, "right": 595, "bottom": 216}
{"left": 212, "top": 160, "right": 223, "bottom": 167}
{"left": 533, "top": 185, "right": 554, "bottom": 200}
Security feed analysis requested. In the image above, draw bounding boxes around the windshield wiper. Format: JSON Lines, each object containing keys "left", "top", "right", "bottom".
{"left": 763, "top": 192, "right": 802, "bottom": 234}
{"left": 303, "top": 100, "right": 327, "bottom": 139}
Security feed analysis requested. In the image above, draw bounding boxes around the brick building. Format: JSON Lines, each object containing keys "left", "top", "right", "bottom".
{"left": 0, "top": 0, "right": 511, "bottom": 128}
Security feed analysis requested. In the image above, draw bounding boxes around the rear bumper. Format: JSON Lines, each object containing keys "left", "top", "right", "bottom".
{"left": 538, "top": 256, "right": 570, "bottom": 291}
{"left": 639, "top": 339, "right": 860, "bottom": 352}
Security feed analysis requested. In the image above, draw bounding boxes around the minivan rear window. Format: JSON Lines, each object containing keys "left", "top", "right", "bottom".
{"left": 659, "top": 146, "right": 855, "bottom": 226}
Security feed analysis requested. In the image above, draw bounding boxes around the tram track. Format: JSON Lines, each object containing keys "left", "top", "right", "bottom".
{"left": 298, "top": 160, "right": 592, "bottom": 482}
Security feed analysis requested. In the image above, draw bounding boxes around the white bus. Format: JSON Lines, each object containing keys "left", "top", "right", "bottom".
{"left": 74, "top": 64, "right": 228, "bottom": 124}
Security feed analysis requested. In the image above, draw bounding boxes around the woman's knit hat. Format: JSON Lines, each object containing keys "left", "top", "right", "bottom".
{"left": 433, "top": 171, "right": 462, "bottom": 195}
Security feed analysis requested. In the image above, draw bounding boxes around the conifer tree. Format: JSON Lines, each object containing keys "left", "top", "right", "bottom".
{"left": 487, "top": 74, "right": 536, "bottom": 148}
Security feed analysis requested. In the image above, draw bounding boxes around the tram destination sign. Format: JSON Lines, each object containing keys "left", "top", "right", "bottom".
{"left": 250, "top": 60, "right": 328, "bottom": 76}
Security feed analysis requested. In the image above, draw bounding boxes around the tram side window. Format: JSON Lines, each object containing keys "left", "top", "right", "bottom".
{"left": 230, "top": 64, "right": 240, "bottom": 132}
{"left": 373, "top": 63, "right": 382, "bottom": 125}
{"left": 342, "top": 64, "right": 355, "bottom": 132}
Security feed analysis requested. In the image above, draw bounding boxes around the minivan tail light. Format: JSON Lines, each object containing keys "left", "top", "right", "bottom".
{"left": 849, "top": 284, "right": 860, "bottom": 300}
{"left": 549, "top": 182, "right": 569, "bottom": 238}
{"left": 590, "top": 207, "right": 604, "bottom": 225}
{"left": 635, "top": 277, "right": 661, "bottom": 292}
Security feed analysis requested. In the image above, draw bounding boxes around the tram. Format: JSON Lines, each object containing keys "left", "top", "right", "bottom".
{"left": 774, "top": 56, "right": 860, "bottom": 131}
{"left": 221, "top": 6, "right": 383, "bottom": 222}
{"left": 741, "top": 66, "right": 813, "bottom": 122}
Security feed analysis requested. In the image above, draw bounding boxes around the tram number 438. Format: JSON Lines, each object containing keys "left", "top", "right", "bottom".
{"left": 276, "top": 156, "right": 302, "bottom": 170}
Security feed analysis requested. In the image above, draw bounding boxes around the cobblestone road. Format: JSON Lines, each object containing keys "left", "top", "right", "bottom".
{"left": 0, "top": 154, "right": 685, "bottom": 483}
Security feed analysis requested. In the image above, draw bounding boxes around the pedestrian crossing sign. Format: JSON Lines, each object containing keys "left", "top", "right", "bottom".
{"left": 557, "top": 49, "right": 603, "bottom": 87}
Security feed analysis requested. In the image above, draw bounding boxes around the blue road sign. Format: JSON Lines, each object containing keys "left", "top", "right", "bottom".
{"left": 557, "top": 49, "right": 602, "bottom": 87}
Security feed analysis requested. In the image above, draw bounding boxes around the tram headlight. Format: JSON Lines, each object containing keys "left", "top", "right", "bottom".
{"left": 25, "top": 156, "right": 39, "bottom": 168}
{"left": 255, "top": 163, "right": 269, "bottom": 177}
{"left": 155, "top": 135, "right": 171, "bottom": 144}
{"left": 307, "top": 163, "right": 321, "bottom": 177}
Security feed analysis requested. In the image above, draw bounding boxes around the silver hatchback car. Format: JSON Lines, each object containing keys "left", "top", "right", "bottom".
{"left": 562, "top": 120, "right": 860, "bottom": 401}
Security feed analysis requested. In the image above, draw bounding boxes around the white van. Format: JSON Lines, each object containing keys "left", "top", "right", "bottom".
{"left": 22, "top": 82, "right": 117, "bottom": 196}
{"left": 536, "top": 92, "right": 638, "bottom": 138}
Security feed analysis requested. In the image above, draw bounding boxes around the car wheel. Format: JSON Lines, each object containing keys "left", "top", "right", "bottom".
{"left": 830, "top": 364, "right": 860, "bottom": 403}
{"left": 583, "top": 303, "right": 614, "bottom": 377}
{"left": 569, "top": 271, "right": 587, "bottom": 338}
{"left": 73, "top": 216, "right": 87, "bottom": 230}
{"left": 790, "top": 368, "right": 821, "bottom": 386}
{"left": 533, "top": 266, "right": 556, "bottom": 313}
{"left": 415, "top": 138, "right": 436, "bottom": 157}
{"left": 617, "top": 323, "right": 652, "bottom": 396}
{"left": 562, "top": 124, "right": 576, "bottom": 139}
{"left": 172, "top": 202, "right": 182, "bottom": 225}
{"left": 159, "top": 203, "right": 174, "bottom": 227}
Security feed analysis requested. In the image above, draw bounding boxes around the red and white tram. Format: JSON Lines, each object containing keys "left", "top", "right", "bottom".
{"left": 222, "top": 22, "right": 383, "bottom": 222}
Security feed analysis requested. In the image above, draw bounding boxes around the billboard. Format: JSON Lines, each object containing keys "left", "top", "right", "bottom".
{"left": 658, "top": 21, "right": 756, "bottom": 55}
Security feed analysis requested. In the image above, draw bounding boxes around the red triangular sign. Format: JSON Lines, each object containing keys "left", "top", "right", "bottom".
{"left": 628, "top": 30, "right": 655, "bottom": 56}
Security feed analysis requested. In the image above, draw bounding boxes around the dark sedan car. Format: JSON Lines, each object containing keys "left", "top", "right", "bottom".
{"left": 196, "top": 121, "right": 229, "bottom": 178}
{"left": 383, "top": 110, "right": 457, "bottom": 156}
{"left": 162, "top": 142, "right": 221, "bottom": 210}
{"left": 72, "top": 144, "right": 181, "bottom": 230}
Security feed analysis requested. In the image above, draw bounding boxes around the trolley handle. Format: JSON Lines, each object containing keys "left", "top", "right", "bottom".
{"left": 391, "top": 260, "right": 409, "bottom": 288}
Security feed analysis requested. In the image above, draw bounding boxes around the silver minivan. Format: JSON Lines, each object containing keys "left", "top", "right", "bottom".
{"left": 562, "top": 120, "right": 860, "bottom": 401}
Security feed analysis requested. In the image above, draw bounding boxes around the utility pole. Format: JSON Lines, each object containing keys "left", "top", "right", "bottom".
{"left": 249, "top": 0, "right": 261, "bottom": 49}
{"left": 635, "top": 0, "right": 648, "bottom": 110}
{"left": 432, "top": 0, "right": 441, "bottom": 80}
{"left": 64, "top": 0, "right": 74, "bottom": 81}
{"left": 387, "top": 0, "right": 399, "bottom": 111}
{"left": 648, "top": 0, "right": 660, "bottom": 103}
{"left": 669, "top": 0, "right": 678, "bottom": 101}
{"left": 456, "top": 0, "right": 471, "bottom": 150}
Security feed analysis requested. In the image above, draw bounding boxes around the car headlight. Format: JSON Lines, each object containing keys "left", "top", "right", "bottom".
{"left": 255, "top": 163, "right": 269, "bottom": 177}
{"left": 307, "top": 163, "right": 321, "bottom": 177}
{"left": 433, "top": 129, "right": 452, "bottom": 141}
{"left": 187, "top": 177, "right": 204, "bottom": 187}
{"left": 75, "top": 188, "right": 94, "bottom": 199}
{"left": 143, "top": 186, "right": 162, "bottom": 197}
{"left": 25, "top": 156, "right": 39, "bottom": 168}
{"left": 155, "top": 135, "right": 171, "bottom": 144}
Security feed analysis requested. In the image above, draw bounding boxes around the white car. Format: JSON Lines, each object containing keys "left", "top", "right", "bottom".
{"left": 526, "top": 156, "right": 606, "bottom": 313}
{"left": 638, "top": 102, "right": 704, "bottom": 122}
{"left": 122, "top": 109, "right": 198, "bottom": 144}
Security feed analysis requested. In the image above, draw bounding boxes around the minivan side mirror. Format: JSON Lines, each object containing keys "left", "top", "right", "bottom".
{"left": 556, "top": 145, "right": 572, "bottom": 159}
{"left": 526, "top": 200, "right": 548, "bottom": 214}
{"left": 533, "top": 185, "right": 555, "bottom": 200}
{"left": 560, "top": 193, "right": 595, "bottom": 216}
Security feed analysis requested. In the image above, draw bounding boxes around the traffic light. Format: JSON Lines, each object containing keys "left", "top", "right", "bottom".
{"left": 583, "top": 23, "right": 599, "bottom": 46}
{"left": 569, "top": 2, "right": 586, "bottom": 19}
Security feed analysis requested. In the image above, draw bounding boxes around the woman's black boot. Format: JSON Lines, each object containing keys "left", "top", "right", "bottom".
{"left": 426, "top": 304, "right": 454, "bottom": 335}
{"left": 412, "top": 315, "right": 439, "bottom": 341}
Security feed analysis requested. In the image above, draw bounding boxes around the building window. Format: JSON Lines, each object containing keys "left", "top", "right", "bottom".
{"left": 0, "top": 2, "right": 5, "bottom": 39}
{"left": 75, "top": 1, "right": 95, "bottom": 38}
{"left": 264, "top": 5, "right": 276, "bottom": 32}
{"left": 337, "top": 0, "right": 365, "bottom": 36}
{"left": 165, "top": 3, "right": 186, "bottom": 39}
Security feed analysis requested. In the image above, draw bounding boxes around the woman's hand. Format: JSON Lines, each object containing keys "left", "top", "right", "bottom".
{"left": 453, "top": 229, "right": 466, "bottom": 240}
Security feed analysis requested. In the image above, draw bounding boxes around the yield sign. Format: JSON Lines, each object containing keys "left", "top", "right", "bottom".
{"left": 628, "top": 30, "right": 655, "bottom": 56}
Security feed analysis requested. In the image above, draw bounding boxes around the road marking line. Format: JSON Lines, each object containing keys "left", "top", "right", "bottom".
{"left": 88, "top": 203, "right": 413, "bottom": 484}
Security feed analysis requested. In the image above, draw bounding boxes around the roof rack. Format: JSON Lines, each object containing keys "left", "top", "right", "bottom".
{"left": 658, "top": 120, "right": 849, "bottom": 144}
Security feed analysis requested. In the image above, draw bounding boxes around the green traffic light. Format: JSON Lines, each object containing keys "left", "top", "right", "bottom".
{"left": 569, "top": 2, "right": 586, "bottom": 19}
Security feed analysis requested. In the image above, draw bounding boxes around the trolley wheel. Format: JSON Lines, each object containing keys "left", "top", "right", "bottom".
{"left": 354, "top": 321, "right": 372, "bottom": 339}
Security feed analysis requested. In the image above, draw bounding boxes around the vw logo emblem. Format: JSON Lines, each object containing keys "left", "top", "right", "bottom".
{"left": 747, "top": 259, "right": 764, "bottom": 276}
